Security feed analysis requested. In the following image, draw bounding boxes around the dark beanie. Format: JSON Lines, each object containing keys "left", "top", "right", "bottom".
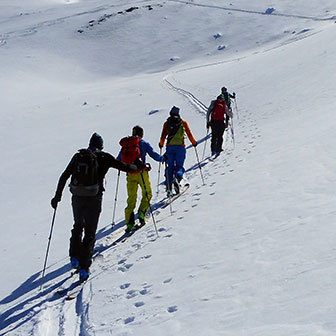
{"left": 89, "top": 132, "right": 104, "bottom": 149}
{"left": 132, "top": 125, "right": 144, "bottom": 138}
{"left": 170, "top": 106, "right": 180, "bottom": 116}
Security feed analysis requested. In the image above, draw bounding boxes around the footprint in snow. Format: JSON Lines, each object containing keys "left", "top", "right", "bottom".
{"left": 120, "top": 283, "right": 131, "bottom": 290}
{"left": 124, "top": 316, "right": 135, "bottom": 324}
{"left": 158, "top": 227, "right": 167, "bottom": 232}
{"left": 168, "top": 306, "right": 178, "bottom": 313}
{"left": 134, "top": 301, "right": 145, "bottom": 307}
{"left": 126, "top": 290, "right": 138, "bottom": 299}
{"left": 163, "top": 278, "right": 173, "bottom": 284}
{"left": 118, "top": 263, "right": 133, "bottom": 272}
{"left": 140, "top": 288, "right": 150, "bottom": 295}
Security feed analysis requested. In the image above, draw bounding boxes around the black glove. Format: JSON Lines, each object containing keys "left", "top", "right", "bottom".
{"left": 232, "top": 92, "right": 236, "bottom": 98}
{"left": 163, "top": 153, "right": 168, "bottom": 162}
{"left": 159, "top": 143, "right": 163, "bottom": 149}
{"left": 134, "top": 158, "right": 144, "bottom": 169}
{"left": 206, "top": 121, "right": 211, "bottom": 129}
{"left": 129, "top": 164, "right": 138, "bottom": 172}
{"left": 145, "top": 163, "right": 152, "bottom": 171}
{"left": 193, "top": 142, "right": 198, "bottom": 147}
{"left": 51, "top": 196, "right": 60, "bottom": 209}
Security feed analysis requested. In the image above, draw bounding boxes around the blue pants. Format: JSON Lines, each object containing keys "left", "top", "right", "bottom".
{"left": 165, "top": 145, "right": 186, "bottom": 189}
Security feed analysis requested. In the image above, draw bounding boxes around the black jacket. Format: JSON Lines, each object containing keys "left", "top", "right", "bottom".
{"left": 54, "top": 149, "right": 135, "bottom": 200}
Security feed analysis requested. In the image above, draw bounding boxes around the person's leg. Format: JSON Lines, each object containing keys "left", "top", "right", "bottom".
{"left": 217, "top": 122, "right": 225, "bottom": 152}
{"left": 211, "top": 122, "right": 220, "bottom": 154}
{"left": 125, "top": 174, "right": 138, "bottom": 229}
{"left": 175, "top": 146, "right": 186, "bottom": 181}
{"left": 69, "top": 196, "right": 85, "bottom": 262}
{"left": 138, "top": 171, "right": 152, "bottom": 224}
{"left": 79, "top": 196, "right": 102, "bottom": 271}
{"left": 166, "top": 146, "right": 176, "bottom": 192}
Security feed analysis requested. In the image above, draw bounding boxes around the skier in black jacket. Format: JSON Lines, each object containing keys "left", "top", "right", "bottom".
{"left": 51, "top": 133, "right": 138, "bottom": 282}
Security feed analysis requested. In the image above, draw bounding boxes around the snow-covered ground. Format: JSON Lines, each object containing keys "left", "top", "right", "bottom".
{"left": 1, "top": 0, "right": 336, "bottom": 335}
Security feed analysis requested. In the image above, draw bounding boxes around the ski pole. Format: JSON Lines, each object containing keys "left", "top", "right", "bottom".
{"left": 234, "top": 96, "right": 239, "bottom": 120}
{"left": 156, "top": 148, "right": 162, "bottom": 197}
{"left": 194, "top": 147, "right": 205, "bottom": 185}
{"left": 230, "top": 118, "right": 235, "bottom": 149}
{"left": 40, "top": 207, "right": 57, "bottom": 290}
{"left": 164, "top": 162, "right": 173, "bottom": 215}
{"left": 112, "top": 170, "right": 121, "bottom": 228}
{"left": 201, "top": 128, "right": 209, "bottom": 161}
{"left": 140, "top": 170, "right": 159, "bottom": 237}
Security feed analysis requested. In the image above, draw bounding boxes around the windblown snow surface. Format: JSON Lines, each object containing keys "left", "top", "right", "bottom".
{"left": 1, "top": 0, "right": 336, "bottom": 335}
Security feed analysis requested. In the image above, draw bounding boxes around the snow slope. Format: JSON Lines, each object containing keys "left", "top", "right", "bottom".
{"left": 1, "top": 0, "right": 336, "bottom": 335}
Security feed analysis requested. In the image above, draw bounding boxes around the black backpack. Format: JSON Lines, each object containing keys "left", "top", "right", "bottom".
{"left": 166, "top": 116, "right": 182, "bottom": 144}
{"left": 69, "top": 149, "right": 99, "bottom": 196}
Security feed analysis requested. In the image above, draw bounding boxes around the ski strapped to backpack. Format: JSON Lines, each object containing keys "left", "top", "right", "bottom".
{"left": 69, "top": 149, "right": 99, "bottom": 196}
{"left": 119, "top": 136, "right": 142, "bottom": 166}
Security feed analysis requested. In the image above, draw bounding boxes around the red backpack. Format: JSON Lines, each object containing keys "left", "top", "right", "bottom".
{"left": 119, "top": 136, "right": 141, "bottom": 164}
{"left": 211, "top": 99, "right": 227, "bottom": 121}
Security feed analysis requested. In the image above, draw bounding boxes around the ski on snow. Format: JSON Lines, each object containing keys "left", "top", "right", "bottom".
{"left": 158, "top": 183, "right": 190, "bottom": 209}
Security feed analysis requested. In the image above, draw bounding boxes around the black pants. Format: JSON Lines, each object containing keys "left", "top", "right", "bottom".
{"left": 210, "top": 120, "right": 226, "bottom": 153}
{"left": 70, "top": 195, "right": 102, "bottom": 270}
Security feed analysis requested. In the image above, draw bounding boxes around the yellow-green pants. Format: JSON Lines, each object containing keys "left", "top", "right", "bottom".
{"left": 125, "top": 171, "right": 152, "bottom": 225}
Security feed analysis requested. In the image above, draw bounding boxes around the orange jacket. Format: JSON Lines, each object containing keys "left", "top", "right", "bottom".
{"left": 159, "top": 119, "right": 197, "bottom": 147}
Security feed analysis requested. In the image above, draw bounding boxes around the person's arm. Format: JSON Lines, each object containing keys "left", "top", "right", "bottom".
{"left": 159, "top": 122, "right": 168, "bottom": 148}
{"left": 183, "top": 120, "right": 197, "bottom": 146}
{"left": 143, "top": 140, "right": 164, "bottom": 163}
{"left": 51, "top": 154, "right": 76, "bottom": 208}
{"left": 206, "top": 101, "right": 214, "bottom": 125}
{"left": 116, "top": 149, "right": 122, "bottom": 161}
{"left": 105, "top": 152, "right": 137, "bottom": 172}
{"left": 229, "top": 92, "right": 236, "bottom": 99}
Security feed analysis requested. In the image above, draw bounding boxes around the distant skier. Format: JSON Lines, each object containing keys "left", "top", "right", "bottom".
{"left": 220, "top": 86, "right": 236, "bottom": 111}
{"left": 159, "top": 106, "right": 197, "bottom": 196}
{"left": 118, "top": 125, "right": 165, "bottom": 233}
{"left": 206, "top": 95, "right": 231, "bottom": 156}
{"left": 51, "top": 133, "right": 138, "bottom": 282}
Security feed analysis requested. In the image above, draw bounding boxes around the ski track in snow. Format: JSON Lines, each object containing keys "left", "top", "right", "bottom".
{"left": 168, "top": 0, "right": 336, "bottom": 21}
{"left": 0, "top": 76, "right": 260, "bottom": 334}
{"left": 1, "top": 2, "right": 325, "bottom": 334}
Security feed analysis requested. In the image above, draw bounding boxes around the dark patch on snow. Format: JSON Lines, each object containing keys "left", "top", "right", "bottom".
{"left": 170, "top": 56, "right": 181, "bottom": 61}
{"left": 149, "top": 109, "right": 160, "bottom": 115}
{"left": 125, "top": 7, "right": 139, "bottom": 13}
{"left": 297, "top": 28, "right": 311, "bottom": 34}
{"left": 265, "top": 8, "right": 275, "bottom": 15}
{"left": 78, "top": 4, "right": 163, "bottom": 33}
{"left": 213, "top": 33, "right": 222, "bottom": 39}
{"left": 217, "top": 45, "right": 226, "bottom": 51}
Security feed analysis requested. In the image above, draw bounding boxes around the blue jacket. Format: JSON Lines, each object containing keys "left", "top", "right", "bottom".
{"left": 118, "top": 139, "right": 164, "bottom": 164}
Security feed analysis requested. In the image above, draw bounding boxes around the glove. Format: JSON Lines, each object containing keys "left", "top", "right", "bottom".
{"left": 145, "top": 163, "right": 152, "bottom": 171}
{"left": 158, "top": 143, "right": 163, "bottom": 149}
{"left": 206, "top": 121, "right": 211, "bottom": 129}
{"left": 51, "top": 196, "right": 60, "bottom": 209}
{"left": 232, "top": 92, "right": 236, "bottom": 98}
{"left": 134, "top": 158, "right": 144, "bottom": 169}
{"left": 193, "top": 142, "right": 198, "bottom": 147}
{"left": 163, "top": 153, "right": 168, "bottom": 162}
{"left": 129, "top": 164, "right": 138, "bottom": 172}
